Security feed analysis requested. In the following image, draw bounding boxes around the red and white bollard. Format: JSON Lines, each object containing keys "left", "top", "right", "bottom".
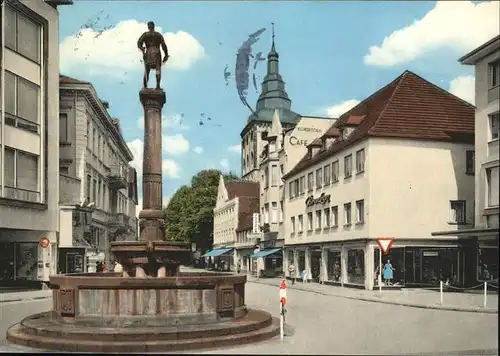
{"left": 280, "top": 279, "right": 286, "bottom": 342}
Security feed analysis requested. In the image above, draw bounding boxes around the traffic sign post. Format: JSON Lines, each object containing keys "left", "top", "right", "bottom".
{"left": 279, "top": 279, "right": 287, "bottom": 342}
{"left": 39, "top": 237, "right": 50, "bottom": 249}
{"left": 375, "top": 238, "right": 395, "bottom": 295}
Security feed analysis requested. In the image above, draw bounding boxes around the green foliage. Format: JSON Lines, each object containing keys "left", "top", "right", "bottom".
{"left": 164, "top": 169, "right": 239, "bottom": 249}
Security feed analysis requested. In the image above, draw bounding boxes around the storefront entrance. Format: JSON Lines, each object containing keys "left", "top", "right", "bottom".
{"left": 327, "top": 250, "right": 341, "bottom": 283}
{"left": 0, "top": 242, "right": 40, "bottom": 288}
{"left": 58, "top": 248, "right": 86, "bottom": 274}
{"left": 310, "top": 249, "right": 321, "bottom": 282}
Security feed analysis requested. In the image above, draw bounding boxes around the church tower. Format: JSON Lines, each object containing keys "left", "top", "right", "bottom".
{"left": 240, "top": 25, "right": 300, "bottom": 181}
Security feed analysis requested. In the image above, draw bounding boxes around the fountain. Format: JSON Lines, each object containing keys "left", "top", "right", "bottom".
{"left": 6, "top": 22, "right": 279, "bottom": 352}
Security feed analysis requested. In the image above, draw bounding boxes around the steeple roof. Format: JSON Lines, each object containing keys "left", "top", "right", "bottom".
{"left": 247, "top": 25, "right": 300, "bottom": 124}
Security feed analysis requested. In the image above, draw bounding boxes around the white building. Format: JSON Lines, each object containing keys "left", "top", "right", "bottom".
{"left": 282, "top": 70, "right": 476, "bottom": 290}
{"left": 0, "top": 0, "right": 72, "bottom": 288}
{"left": 433, "top": 36, "right": 499, "bottom": 286}
{"left": 237, "top": 35, "right": 333, "bottom": 276}
{"left": 210, "top": 175, "right": 259, "bottom": 272}
{"left": 58, "top": 75, "right": 138, "bottom": 273}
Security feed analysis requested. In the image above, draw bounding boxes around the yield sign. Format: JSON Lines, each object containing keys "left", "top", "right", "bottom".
{"left": 376, "top": 238, "right": 394, "bottom": 255}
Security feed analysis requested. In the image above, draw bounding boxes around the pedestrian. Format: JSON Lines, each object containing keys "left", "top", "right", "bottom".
{"left": 383, "top": 260, "right": 395, "bottom": 285}
{"left": 102, "top": 262, "right": 107, "bottom": 273}
{"left": 288, "top": 263, "right": 296, "bottom": 285}
{"left": 236, "top": 261, "right": 241, "bottom": 274}
{"left": 301, "top": 269, "right": 308, "bottom": 283}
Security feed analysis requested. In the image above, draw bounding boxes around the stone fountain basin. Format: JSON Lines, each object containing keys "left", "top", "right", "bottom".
{"left": 49, "top": 272, "right": 247, "bottom": 326}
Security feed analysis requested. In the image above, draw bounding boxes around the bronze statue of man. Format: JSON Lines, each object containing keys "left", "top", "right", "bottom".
{"left": 137, "top": 21, "right": 169, "bottom": 89}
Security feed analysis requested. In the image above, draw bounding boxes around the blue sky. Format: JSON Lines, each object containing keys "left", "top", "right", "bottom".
{"left": 58, "top": 1, "right": 499, "bottom": 209}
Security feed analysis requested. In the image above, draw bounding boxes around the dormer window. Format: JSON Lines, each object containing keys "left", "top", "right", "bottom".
{"left": 269, "top": 141, "right": 276, "bottom": 153}
{"left": 340, "top": 129, "right": 346, "bottom": 140}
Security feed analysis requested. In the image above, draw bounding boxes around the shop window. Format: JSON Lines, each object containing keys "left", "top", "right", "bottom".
{"left": 347, "top": 249, "right": 364, "bottom": 285}
{"left": 421, "top": 248, "right": 459, "bottom": 285}
{"left": 327, "top": 250, "right": 341, "bottom": 282}
{"left": 297, "top": 250, "right": 306, "bottom": 272}
{"left": 15, "top": 243, "right": 38, "bottom": 281}
{"left": 477, "top": 246, "right": 499, "bottom": 281}
{"left": 374, "top": 248, "right": 405, "bottom": 286}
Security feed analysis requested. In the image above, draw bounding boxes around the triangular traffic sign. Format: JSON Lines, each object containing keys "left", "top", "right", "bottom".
{"left": 376, "top": 238, "right": 394, "bottom": 255}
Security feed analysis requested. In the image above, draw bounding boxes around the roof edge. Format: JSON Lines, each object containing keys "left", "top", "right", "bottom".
{"left": 459, "top": 35, "right": 500, "bottom": 65}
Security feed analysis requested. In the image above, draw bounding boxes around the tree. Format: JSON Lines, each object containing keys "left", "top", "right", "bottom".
{"left": 164, "top": 169, "right": 238, "bottom": 250}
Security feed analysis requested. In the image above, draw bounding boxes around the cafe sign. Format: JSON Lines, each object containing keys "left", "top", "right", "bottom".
{"left": 305, "top": 193, "right": 331, "bottom": 207}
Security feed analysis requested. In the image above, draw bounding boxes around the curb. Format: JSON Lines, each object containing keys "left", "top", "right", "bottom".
{"left": 0, "top": 296, "right": 51, "bottom": 304}
{"left": 249, "top": 280, "right": 498, "bottom": 314}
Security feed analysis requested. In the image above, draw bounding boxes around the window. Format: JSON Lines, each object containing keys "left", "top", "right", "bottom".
{"left": 289, "top": 182, "right": 294, "bottom": 199}
{"left": 315, "top": 210, "right": 322, "bottom": 229}
{"left": 279, "top": 165, "right": 284, "bottom": 185}
{"left": 294, "top": 179, "right": 299, "bottom": 197}
{"left": 324, "top": 208, "right": 331, "bottom": 228}
{"left": 60, "top": 113, "right": 68, "bottom": 143}
{"left": 271, "top": 165, "right": 278, "bottom": 186}
{"left": 5, "top": 5, "right": 41, "bottom": 63}
{"left": 87, "top": 121, "right": 91, "bottom": 148}
{"left": 291, "top": 217, "right": 295, "bottom": 234}
{"left": 86, "top": 175, "right": 91, "bottom": 201}
{"left": 344, "top": 203, "right": 352, "bottom": 226}
{"left": 92, "top": 179, "right": 97, "bottom": 203}
{"left": 307, "top": 212, "right": 313, "bottom": 231}
{"left": 324, "top": 165, "right": 331, "bottom": 185}
{"left": 271, "top": 202, "right": 278, "bottom": 223}
{"left": 486, "top": 167, "right": 499, "bottom": 207}
{"left": 356, "top": 149, "right": 365, "bottom": 173}
{"left": 93, "top": 128, "right": 97, "bottom": 153}
{"left": 490, "top": 60, "right": 500, "bottom": 88}
{"left": 316, "top": 168, "right": 323, "bottom": 188}
{"left": 356, "top": 200, "right": 364, "bottom": 224}
{"left": 299, "top": 176, "right": 305, "bottom": 194}
{"left": 331, "top": 206, "right": 338, "bottom": 227}
{"left": 264, "top": 204, "right": 269, "bottom": 224}
{"left": 279, "top": 201, "right": 284, "bottom": 223}
{"left": 264, "top": 167, "right": 269, "bottom": 188}
{"left": 344, "top": 155, "right": 352, "bottom": 178}
{"left": 489, "top": 113, "right": 499, "bottom": 141}
{"left": 449, "top": 200, "right": 466, "bottom": 224}
{"left": 4, "top": 71, "right": 40, "bottom": 133}
{"left": 298, "top": 215, "right": 304, "bottom": 232}
{"left": 332, "top": 161, "right": 339, "bottom": 182}
{"left": 465, "top": 150, "right": 475, "bottom": 175}
{"left": 307, "top": 172, "right": 314, "bottom": 191}
{"left": 3, "top": 147, "right": 39, "bottom": 202}
{"left": 60, "top": 166, "right": 69, "bottom": 175}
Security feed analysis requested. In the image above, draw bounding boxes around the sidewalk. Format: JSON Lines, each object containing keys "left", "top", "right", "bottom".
{"left": 0, "top": 289, "right": 52, "bottom": 304}
{"left": 248, "top": 277, "right": 498, "bottom": 314}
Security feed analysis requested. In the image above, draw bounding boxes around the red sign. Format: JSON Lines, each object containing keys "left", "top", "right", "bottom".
{"left": 376, "top": 238, "right": 394, "bottom": 255}
{"left": 39, "top": 237, "right": 50, "bottom": 249}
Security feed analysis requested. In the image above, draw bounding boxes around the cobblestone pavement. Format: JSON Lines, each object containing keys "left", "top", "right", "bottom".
{"left": 1, "top": 282, "right": 498, "bottom": 354}
{"left": 248, "top": 276, "right": 498, "bottom": 313}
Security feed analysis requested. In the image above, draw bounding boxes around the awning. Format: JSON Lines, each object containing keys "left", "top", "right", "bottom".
{"left": 250, "top": 248, "right": 282, "bottom": 259}
{"left": 202, "top": 248, "right": 233, "bottom": 257}
{"left": 431, "top": 227, "right": 499, "bottom": 237}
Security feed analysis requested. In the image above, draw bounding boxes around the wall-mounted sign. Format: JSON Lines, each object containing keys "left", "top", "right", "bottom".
{"left": 39, "top": 237, "right": 50, "bottom": 249}
{"left": 297, "top": 127, "right": 321, "bottom": 133}
{"left": 289, "top": 136, "right": 308, "bottom": 146}
{"left": 305, "top": 193, "right": 331, "bottom": 207}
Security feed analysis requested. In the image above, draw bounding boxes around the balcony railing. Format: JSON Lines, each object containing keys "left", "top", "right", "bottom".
{"left": 107, "top": 164, "right": 128, "bottom": 190}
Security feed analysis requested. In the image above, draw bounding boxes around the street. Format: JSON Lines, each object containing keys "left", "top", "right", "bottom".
{"left": 0, "top": 282, "right": 498, "bottom": 354}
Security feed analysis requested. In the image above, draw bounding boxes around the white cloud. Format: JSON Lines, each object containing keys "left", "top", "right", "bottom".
{"left": 60, "top": 19, "right": 205, "bottom": 76}
{"left": 126, "top": 139, "right": 144, "bottom": 176}
{"left": 448, "top": 75, "right": 475, "bottom": 104}
{"left": 220, "top": 158, "right": 230, "bottom": 172}
{"left": 193, "top": 146, "right": 204, "bottom": 154}
{"left": 324, "top": 99, "right": 360, "bottom": 118}
{"left": 162, "top": 159, "right": 181, "bottom": 179}
{"left": 364, "top": 1, "right": 500, "bottom": 66}
{"left": 163, "top": 196, "right": 171, "bottom": 209}
{"left": 227, "top": 144, "right": 241, "bottom": 153}
{"left": 137, "top": 114, "right": 190, "bottom": 131}
{"left": 163, "top": 134, "right": 190, "bottom": 155}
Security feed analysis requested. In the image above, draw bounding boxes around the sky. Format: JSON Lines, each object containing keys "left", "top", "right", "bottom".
{"left": 58, "top": 0, "right": 499, "bottom": 215}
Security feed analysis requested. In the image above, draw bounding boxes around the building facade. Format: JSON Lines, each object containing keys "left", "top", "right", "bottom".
{"left": 282, "top": 71, "right": 476, "bottom": 290}
{"left": 237, "top": 35, "right": 332, "bottom": 276}
{"left": 58, "top": 75, "right": 138, "bottom": 273}
{"left": 0, "top": 0, "right": 72, "bottom": 287}
{"left": 433, "top": 36, "right": 499, "bottom": 286}
{"left": 211, "top": 176, "right": 259, "bottom": 272}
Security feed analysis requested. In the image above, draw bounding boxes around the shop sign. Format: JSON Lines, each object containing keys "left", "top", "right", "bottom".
{"left": 289, "top": 136, "right": 308, "bottom": 146}
{"left": 305, "top": 193, "right": 331, "bottom": 207}
{"left": 296, "top": 127, "right": 321, "bottom": 133}
{"left": 423, "top": 251, "right": 439, "bottom": 257}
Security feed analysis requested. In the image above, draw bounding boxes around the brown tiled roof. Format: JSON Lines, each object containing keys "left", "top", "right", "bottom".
{"left": 224, "top": 180, "right": 259, "bottom": 200}
{"left": 324, "top": 126, "right": 340, "bottom": 137}
{"left": 59, "top": 74, "right": 90, "bottom": 85}
{"left": 283, "top": 70, "right": 475, "bottom": 180}
{"left": 236, "top": 197, "right": 260, "bottom": 232}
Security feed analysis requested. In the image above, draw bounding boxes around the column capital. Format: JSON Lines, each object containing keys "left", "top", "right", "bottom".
{"left": 139, "top": 88, "right": 166, "bottom": 109}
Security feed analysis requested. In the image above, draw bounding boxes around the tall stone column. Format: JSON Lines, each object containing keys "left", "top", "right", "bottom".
{"left": 138, "top": 88, "right": 166, "bottom": 242}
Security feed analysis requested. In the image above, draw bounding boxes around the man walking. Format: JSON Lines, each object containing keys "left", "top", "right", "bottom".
{"left": 288, "top": 263, "right": 296, "bottom": 285}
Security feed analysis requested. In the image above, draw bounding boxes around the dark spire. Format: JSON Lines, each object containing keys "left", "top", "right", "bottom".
{"left": 255, "top": 23, "right": 291, "bottom": 112}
